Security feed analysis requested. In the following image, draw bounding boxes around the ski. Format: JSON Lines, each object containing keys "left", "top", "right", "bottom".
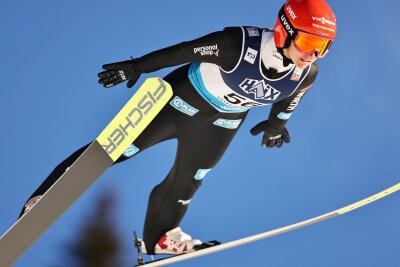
{"left": 136, "top": 183, "right": 400, "bottom": 266}
{"left": 0, "top": 77, "right": 173, "bottom": 267}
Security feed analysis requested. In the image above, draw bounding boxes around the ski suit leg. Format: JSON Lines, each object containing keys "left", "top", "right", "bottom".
{"left": 142, "top": 109, "right": 248, "bottom": 254}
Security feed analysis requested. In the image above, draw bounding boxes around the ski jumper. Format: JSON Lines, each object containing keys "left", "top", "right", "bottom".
{"left": 21, "top": 26, "right": 318, "bottom": 254}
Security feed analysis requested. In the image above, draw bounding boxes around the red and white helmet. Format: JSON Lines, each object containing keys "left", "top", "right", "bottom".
{"left": 274, "top": 0, "right": 337, "bottom": 49}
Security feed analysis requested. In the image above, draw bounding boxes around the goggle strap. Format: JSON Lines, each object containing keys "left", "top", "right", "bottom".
{"left": 278, "top": 6, "right": 298, "bottom": 46}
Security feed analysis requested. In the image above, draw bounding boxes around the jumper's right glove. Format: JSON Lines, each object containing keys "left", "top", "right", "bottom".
{"left": 250, "top": 120, "right": 290, "bottom": 148}
{"left": 98, "top": 59, "right": 141, "bottom": 88}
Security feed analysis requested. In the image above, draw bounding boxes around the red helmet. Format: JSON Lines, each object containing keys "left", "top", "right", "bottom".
{"left": 274, "top": 0, "right": 337, "bottom": 49}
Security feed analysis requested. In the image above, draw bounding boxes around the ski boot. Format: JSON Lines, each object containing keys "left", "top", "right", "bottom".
{"left": 20, "top": 195, "right": 42, "bottom": 217}
{"left": 142, "top": 227, "right": 202, "bottom": 255}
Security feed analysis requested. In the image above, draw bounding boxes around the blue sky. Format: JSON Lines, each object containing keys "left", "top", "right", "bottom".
{"left": 1, "top": 1, "right": 399, "bottom": 266}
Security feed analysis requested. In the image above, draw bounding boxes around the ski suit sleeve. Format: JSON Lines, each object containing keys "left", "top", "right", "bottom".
{"left": 134, "top": 27, "right": 243, "bottom": 73}
{"left": 267, "top": 64, "right": 319, "bottom": 128}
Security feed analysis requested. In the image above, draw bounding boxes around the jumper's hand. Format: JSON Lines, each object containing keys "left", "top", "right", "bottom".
{"left": 98, "top": 59, "right": 141, "bottom": 88}
{"left": 250, "top": 120, "right": 290, "bottom": 148}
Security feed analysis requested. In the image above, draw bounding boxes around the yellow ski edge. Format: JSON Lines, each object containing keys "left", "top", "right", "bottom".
{"left": 336, "top": 183, "right": 400, "bottom": 214}
{"left": 96, "top": 77, "right": 173, "bottom": 162}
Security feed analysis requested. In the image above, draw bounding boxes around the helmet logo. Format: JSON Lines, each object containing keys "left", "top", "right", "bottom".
{"left": 286, "top": 5, "right": 297, "bottom": 20}
{"left": 311, "top": 16, "right": 336, "bottom": 26}
{"left": 280, "top": 15, "right": 295, "bottom": 36}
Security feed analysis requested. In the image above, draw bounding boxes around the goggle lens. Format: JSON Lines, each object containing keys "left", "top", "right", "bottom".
{"left": 294, "top": 32, "right": 333, "bottom": 58}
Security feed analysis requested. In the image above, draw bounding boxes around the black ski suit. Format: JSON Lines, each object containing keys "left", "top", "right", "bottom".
{"left": 21, "top": 26, "right": 318, "bottom": 254}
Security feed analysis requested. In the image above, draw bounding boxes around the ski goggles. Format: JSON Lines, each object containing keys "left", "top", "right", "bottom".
{"left": 292, "top": 31, "right": 333, "bottom": 58}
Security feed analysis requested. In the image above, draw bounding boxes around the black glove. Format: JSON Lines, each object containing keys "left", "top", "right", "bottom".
{"left": 250, "top": 120, "right": 290, "bottom": 148}
{"left": 98, "top": 59, "right": 141, "bottom": 88}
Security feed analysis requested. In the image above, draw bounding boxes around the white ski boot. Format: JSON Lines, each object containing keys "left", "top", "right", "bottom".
{"left": 142, "top": 227, "right": 202, "bottom": 255}
{"left": 22, "top": 195, "right": 42, "bottom": 216}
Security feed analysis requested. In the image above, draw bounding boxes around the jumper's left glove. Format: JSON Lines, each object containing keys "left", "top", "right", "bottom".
{"left": 250, "top": 120, "right": 290, "bottom": 148}
{"left": 98, "top": 59, "right": 141, "bottom": 88}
